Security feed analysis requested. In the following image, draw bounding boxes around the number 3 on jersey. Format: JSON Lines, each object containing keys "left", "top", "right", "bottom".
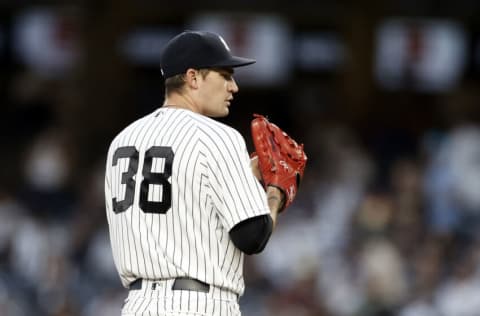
{"left": 111, "top": 146, "right": 173, "bottom": 214}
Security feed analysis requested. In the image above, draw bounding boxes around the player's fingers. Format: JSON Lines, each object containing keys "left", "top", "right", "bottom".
{"left": 250, "top": 155, "right": 262, "bottom": 181}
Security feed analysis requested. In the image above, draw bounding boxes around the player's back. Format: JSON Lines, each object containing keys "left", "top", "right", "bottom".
{"left": 104, "top": 107, "right": 267, "bottom": 295}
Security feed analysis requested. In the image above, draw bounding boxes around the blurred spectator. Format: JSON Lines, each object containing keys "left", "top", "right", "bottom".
{"left": 423, "top": 124, "right": 480, "bottom": 237}
{"left": 355, "top": 238, "right": 408, "bottom": 315}
{"left": 434, "top": 239, "right": 480, "bottom": 316}
{"left": 398, "top": 237, "right": 444, "bottom": 316}
{"left": 1, "top": 3, "right": 480, "bottom": 316}
{"left": 18, "top": 127, "right": 76, "bottom": 219}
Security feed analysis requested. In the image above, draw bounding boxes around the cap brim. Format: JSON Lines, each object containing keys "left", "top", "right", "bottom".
{"left": 213, "top": 56, "right": 256, "bottom": 68}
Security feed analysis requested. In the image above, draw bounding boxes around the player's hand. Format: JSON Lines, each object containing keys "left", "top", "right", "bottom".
{"left": 250, "top": 154, "right": 263, "bottom": 181}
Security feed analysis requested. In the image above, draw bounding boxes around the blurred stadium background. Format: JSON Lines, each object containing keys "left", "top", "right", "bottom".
{"left": 1, "top": 1, "right": 480, "bottom": 315}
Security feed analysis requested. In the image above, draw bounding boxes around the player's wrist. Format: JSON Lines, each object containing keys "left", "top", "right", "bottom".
{"left": 266, "top": 185, "right": 285, "bottom": 213}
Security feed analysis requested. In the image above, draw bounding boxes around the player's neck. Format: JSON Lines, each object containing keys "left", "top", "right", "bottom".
{"left": 163, "top": 93, "right": 200, "bottom": 113}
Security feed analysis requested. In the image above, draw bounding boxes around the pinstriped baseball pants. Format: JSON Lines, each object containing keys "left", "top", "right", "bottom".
{"left": 121, "top": 279, "right": 241, "bottom": 316}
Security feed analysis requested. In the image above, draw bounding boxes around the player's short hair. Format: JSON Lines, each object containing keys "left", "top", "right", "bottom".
{"left": 164, "top": 73, "right": 186, "bottom": 94}
{"left": 164, "top": 68, "right": 210, "bottom": 95}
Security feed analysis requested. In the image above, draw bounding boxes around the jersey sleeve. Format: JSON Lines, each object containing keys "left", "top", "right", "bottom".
{"left": 204, "top": 127, "right": 270, "bottom": 231}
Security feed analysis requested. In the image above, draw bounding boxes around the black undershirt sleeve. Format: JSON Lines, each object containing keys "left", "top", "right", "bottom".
{"left": 229, "top": 214, "right": 273, "bottom": 255}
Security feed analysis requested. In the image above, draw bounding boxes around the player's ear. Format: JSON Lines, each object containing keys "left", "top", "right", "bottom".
{"left": 185, "top": 68, "right": 199, "bottom": 89}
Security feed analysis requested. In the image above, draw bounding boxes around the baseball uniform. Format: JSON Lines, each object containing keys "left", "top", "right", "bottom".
{"left": 105, "top": 107, "right": 271, "bottom": 315}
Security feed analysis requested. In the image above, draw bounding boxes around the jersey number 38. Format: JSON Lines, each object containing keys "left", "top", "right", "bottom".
{"left": 111, "top": 146, "right": 174, "bottom": 215}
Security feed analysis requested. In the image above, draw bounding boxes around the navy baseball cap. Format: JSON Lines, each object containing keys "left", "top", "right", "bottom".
{"left": 160, "top": 30, "right": 256, "bottom": 78}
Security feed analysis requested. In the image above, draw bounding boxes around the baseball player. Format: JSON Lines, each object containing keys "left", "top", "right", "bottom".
{"left": 104, "top": 31, "right": 286, "bottom": 316}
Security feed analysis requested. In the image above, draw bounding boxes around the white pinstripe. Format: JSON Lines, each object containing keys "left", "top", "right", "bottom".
{"left": 105, "top": 108, "right": 269, "bottom": 315}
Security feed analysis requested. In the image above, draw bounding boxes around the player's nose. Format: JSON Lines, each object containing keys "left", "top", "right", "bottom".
{"left": 228, "top": 78, "right": 239, "bottom": 93}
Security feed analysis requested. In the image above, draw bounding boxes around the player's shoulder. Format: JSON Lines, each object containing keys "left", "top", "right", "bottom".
{"left": 187, "top": 111, "right": 242, "bottom": 140}
{"left": 107, "top": 111, "right": 156, "bottom": 150}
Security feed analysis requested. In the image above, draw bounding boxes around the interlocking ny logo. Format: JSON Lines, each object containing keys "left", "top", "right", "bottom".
{"left": 218, "top": 35, "right": 231, "bottom": 52}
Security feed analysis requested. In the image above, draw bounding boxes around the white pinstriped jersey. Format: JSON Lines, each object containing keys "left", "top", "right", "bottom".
{"left": 105, "top": 107, "right": 270, "bottom": 296}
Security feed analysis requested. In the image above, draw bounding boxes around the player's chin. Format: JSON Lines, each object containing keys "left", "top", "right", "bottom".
{"left": 211, "top": 106, "right": 230, "bottom": 118}
{"left": 222, "top": 106, "right": 230, "bottom": 116}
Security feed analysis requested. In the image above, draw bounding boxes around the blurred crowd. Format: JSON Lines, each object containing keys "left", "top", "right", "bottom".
{"left": 244, "top": 121, "right": 480, "bottom": 316}
{"left": 2, "top": 72, "right": 480, "bottom": 316}
{"left": 2, "top": 4, "right": 480, "bottom": 316}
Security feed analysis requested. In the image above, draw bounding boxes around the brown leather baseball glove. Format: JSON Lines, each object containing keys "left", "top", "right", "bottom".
{"left": 251, "top": 114, "right": 307, "bottom": 212}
